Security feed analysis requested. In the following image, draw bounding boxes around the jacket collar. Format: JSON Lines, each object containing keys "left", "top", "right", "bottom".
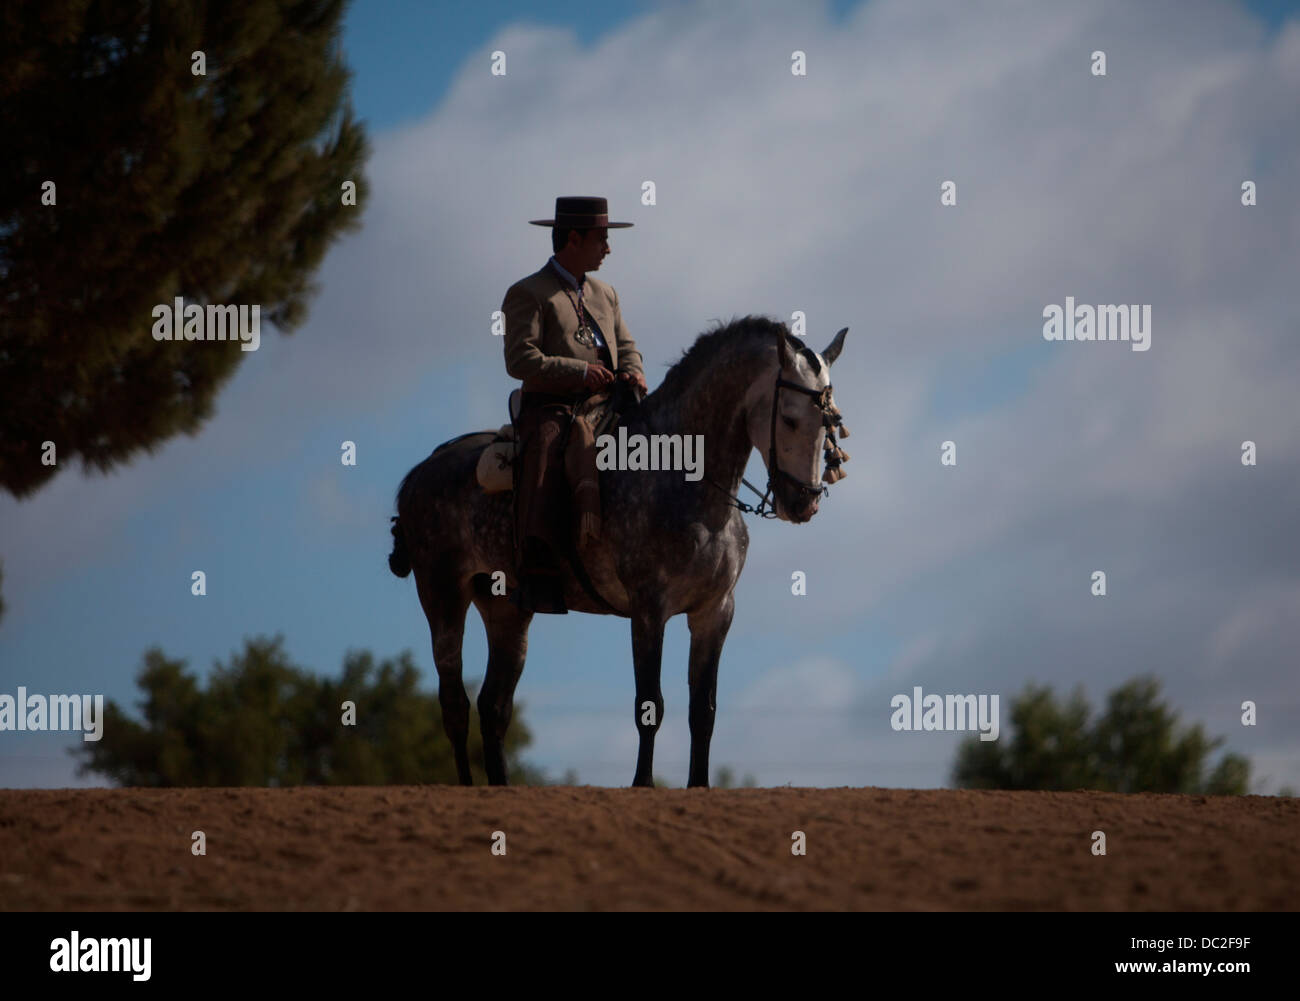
{"left": 548, "top": 255, "right": 584, "bottom": 290}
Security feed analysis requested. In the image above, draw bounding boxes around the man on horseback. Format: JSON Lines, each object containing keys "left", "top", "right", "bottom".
{"left": 502, "top": 196, "right": 648, "bottom": 614}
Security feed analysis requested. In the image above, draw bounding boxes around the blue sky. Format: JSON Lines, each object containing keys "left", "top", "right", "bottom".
{"left": 3, "top": 0, "right": 1299, "bottom": 790}
{"left": 339, "top": 0, "right": 1298, "bottom": 131}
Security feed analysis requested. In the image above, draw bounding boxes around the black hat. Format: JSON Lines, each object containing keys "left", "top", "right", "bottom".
{"left": 529, "top": 196, "right": 633, "bottom": 228}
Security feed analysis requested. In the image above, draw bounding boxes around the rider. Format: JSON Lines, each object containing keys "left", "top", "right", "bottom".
{"left": 502, "top": 196, "right": 648, "bottom": 614}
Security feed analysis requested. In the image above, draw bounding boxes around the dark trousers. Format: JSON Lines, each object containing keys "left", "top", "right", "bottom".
{"left": 514, "top": 394, "right": 575, "bottom": 575}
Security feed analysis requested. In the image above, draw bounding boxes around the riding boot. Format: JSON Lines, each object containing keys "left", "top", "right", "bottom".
{"left": 510, "top": 538, "right": 569, "bottom": 614}
{"left": 514, "top": 573, "right": 568, "bottom": 614}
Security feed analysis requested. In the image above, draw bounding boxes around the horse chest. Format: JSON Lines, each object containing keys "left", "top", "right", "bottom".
{"left": 683, "top": 521, "right": 742, "bottom": 582}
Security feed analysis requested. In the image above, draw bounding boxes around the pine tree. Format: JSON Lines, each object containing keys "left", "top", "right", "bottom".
{"left": 0, "top": 0, "right": 369, "bottom": 497}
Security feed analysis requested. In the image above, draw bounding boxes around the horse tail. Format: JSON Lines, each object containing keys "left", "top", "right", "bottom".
{"left": 388, "top": 515, "right": 411, "bottom": 578}
{"left": 389, "top": 433, "right": 489, "bottom": 579}
{"left": 388, "top": 465, "right": 420, "bottom": 579}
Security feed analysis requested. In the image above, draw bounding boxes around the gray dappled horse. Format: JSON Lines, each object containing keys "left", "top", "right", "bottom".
{"left": 389, "top": 317, "right": 849, "bottom": 787}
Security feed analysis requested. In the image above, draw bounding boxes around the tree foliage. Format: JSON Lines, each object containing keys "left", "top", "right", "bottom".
{"left": 712, "top": 766, "right": 757, "bottom": 788}
{"left": 0, "top": 0, "right": 369, "bottom": 497}
{"left": 952, "top": 677, "right": 1251, "bottom": 794}
{"left": 70, "top": 637, "right": 548, "bottom": 787}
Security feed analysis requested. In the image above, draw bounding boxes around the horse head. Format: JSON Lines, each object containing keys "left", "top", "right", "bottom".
{"left": 746, "top": 326, "right": 850, "bottom": 523}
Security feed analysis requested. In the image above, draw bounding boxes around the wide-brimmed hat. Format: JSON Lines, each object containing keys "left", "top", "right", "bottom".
{"left": 529, "top": 196, "right": 633, "bottom": 228}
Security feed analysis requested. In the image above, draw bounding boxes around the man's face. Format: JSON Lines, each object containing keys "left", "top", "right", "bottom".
{"left": 570, "top": 227, "right": 610, "bottom": 273}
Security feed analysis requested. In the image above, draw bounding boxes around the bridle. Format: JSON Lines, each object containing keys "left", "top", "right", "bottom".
{"left": 706, "top": 367, "right": 849, "bottom": 519}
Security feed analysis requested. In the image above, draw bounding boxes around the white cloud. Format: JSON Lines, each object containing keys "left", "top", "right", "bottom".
{"left": 736, "top": 656, "right": 859, "bottom": 713}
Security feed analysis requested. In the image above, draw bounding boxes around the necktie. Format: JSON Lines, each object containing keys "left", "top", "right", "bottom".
{"left": 571, "top": 281, "right": 594, "bottom": 347}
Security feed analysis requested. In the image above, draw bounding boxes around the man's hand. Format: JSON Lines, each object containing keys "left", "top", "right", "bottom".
{"left": 583, "top": 363, "right": 616, "bottom": 390}
{"left": 618, "top": 370, "right": 648, "bottom": 393}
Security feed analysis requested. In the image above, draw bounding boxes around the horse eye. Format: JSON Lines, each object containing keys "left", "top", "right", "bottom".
{"left": 782, "top": 416, "right": 798, "bottom": 431}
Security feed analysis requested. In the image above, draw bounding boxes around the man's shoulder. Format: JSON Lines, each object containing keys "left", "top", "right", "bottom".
{"left": 585, "top": 273, "right": 620, "bottom": 302}
{"left": 506, "top": 264, "right": 560, "bottom": 301}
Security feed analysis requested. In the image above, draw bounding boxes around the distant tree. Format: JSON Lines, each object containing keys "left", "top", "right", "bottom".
{"left": 713, "top": 766, "right": 758, "bottom": 788}
{"left": 70, "top": 636, "right": 542, "bottom": 787}
{"left": 0, "top": 0, "right": 369, "bottom": 498}
{"left": 509, "top": 760, "right": 553, "bottom": 786}
{"left": 952, "top": 677, "right": 1251, "bottom": 795}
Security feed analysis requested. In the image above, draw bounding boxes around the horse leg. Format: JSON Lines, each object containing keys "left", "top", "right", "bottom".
{"left": 630, "top": 605, "right": 668, "bottom": 787}
{"left": 415, "top": 566, "right": 473, "bottom": 785}
{"left": 473, "top": 584, "right": 532, "bottom": 786}
{"left": 686, "top": 593, "right": 735, "bottom": 788}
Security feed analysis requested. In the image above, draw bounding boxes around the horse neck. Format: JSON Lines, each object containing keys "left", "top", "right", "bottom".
{"left": 633, "top": 345, "right": 772, "bottom": 498}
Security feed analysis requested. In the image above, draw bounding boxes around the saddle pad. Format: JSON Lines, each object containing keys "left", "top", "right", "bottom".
{"left": 476, "top": 427, "right": 516, "bottom": 494}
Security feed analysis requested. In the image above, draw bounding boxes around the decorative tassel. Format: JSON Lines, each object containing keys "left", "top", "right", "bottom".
{"left": 821, "top": 410, "right": 851, "bottom": 484}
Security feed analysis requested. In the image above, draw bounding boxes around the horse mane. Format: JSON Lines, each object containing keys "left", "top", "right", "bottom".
{"left": 652, "top": 314, "right": 790, "bottom": 401}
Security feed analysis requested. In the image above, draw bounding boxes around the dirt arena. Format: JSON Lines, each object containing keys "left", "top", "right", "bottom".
{"left": 2, "top": 786, "right": 1295, "bottom": 910}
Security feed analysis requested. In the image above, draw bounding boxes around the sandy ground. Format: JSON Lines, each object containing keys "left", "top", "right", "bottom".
{"left": 1, "top": 786, "right": 1295, "bottom": 910}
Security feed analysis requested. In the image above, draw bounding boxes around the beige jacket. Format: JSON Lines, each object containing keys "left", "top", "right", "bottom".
{"left": 502, "top": 262, "right": 644, "bottom": 395}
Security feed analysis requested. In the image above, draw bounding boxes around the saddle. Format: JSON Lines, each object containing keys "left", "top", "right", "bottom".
{"left": 474, "top": 383, "right": 631, "bottom": 495}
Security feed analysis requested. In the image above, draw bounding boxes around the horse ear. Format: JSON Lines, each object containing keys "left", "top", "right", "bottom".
{"left": 822, "top": 327, "right": 848, "bottom": 367}
{"left": 776, "top": 327, "right": 797, "bottom": 369}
